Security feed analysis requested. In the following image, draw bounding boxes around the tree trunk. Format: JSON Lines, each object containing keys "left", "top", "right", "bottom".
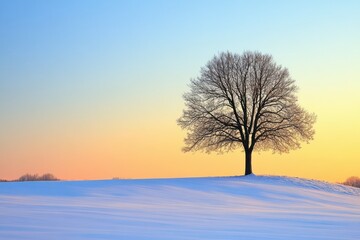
{"left": 245, "top": 150, "right": 252, "bottom": 175}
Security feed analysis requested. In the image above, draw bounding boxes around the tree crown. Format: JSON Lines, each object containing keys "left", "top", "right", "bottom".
{"left": 178, "top": 51, "right": 316, "bottom": 154}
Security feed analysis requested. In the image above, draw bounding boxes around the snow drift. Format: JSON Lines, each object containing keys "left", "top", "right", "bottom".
{"left": 0, "top": 175, "right": 359, "bottom": 239}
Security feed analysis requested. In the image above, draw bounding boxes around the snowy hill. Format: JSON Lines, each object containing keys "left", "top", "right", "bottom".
{"left": 0, "top": 175, "right": 359, "bottom": 240}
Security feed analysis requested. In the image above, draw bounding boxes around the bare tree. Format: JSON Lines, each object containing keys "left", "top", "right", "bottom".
{"left": 178, "top": 51, "right": 316, "bottom": 175}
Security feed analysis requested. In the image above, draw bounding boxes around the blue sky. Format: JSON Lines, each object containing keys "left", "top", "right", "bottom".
{"left": 0, "top": 0, "right": 359, "bottom": 180}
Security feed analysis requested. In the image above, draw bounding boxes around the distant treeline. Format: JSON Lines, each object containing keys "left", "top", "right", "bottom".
{"left": 0, "top": 173, "right": 59, "bottom": 182}
{"left": 1, "top": 175, "right": 360, "bottom": 187}
{"left": 343, "top": 176, "right": 360, "bottom": 188}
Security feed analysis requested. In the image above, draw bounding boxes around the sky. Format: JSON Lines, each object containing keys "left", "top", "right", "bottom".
{"left": 0, "top": 0, "right": 359, "bottom": 182}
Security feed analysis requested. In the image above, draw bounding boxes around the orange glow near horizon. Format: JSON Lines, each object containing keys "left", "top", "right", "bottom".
{"left": 1, "top": 100, "right": 359, "bottom": 183}
{"left": 1, "top": 76, "right": 360, "bottom": 183}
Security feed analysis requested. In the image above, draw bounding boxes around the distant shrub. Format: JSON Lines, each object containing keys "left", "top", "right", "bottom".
{"left": 17, "top": 173, "right": 59, "bottom": 182}
{"left": 18, "top": 174, "right": 38, "bottom": 181}
{"left": 38, "top": 173, "right": 59, "bottom": 181}
{"left": 0, "top": 179, "right": 8, "bottom": 182}
{"left": 343, "top": 176, "right": 360, "bottom": 188}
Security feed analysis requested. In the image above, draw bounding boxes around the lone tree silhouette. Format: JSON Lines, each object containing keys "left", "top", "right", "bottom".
{"left": 178, "top": 51, "right": 316, "bottom": 175}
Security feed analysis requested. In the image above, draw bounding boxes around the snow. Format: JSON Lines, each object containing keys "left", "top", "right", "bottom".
{"left": 0, "top": 175, "right": 359, "bottom": 239}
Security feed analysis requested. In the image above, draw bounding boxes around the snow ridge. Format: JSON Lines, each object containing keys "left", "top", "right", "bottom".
{"left": 239, "top": 174, "right": 360, "bottom": 196}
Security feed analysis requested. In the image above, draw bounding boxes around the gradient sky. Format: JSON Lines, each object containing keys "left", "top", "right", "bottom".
{"left": 1, "top": 0, "right": 359, "bottom": 182}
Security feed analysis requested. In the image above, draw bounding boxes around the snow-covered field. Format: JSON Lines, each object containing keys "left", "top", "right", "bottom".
{"left": 0, "top": 175, "right": 359, "bottom": 240}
